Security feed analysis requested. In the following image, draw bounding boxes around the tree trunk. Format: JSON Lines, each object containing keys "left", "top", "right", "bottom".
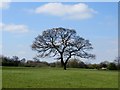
{"left": 61, "top": 60, "right": 64, "bottom": 67}
{"left": 61, "top": 60, "right": 67, "bottom": 70}
{"left": 60, "top": 54, "right": 67, "bottom": 70}
{"left": 63, "top": 64, "right": 67, "bottom": 70}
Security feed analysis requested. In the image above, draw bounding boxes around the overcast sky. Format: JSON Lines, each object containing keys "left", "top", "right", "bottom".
{"left": 0, "top": 2, "right": 118, "bottom": 63}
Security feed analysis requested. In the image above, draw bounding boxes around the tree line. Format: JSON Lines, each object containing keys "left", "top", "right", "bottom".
{"left": 1, "top": 55, "right": 119, "bottom": 70}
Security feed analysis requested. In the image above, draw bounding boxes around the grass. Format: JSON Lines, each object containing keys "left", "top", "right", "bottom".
{"left": 2, "top": 67, "right": 118, "bottom": 88}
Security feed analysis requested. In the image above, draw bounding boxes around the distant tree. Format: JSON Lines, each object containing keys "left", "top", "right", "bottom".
{"left": 0, "top": 56, "right": 2, "bottom": 66}
{"left": 87, "top": 64, "right": 94, "bottom": 69}
{"left": 68, "top": 59, "right": 79, "bottom": 68}
{"left": 91, "top": 64, "right": 98, "bottom": 69}
{"left": 19, "top": 58, "right": 26, "bottom": 66}
{"left": 114, "top": 57, "right": 120, "bottom": 70}
{"left": 108, "top": 63, "right": 117, "bottom": 70}
{"left": 81, "top": 63, "right": 99, "bottom": 69}
{"left": 12, "top": 56, "right": 20, "bottom": 66}
{"left": 32, "top": 27, "right": 95, "bottom": 70}
{"left": 12, "top": 56, "right": 19, "bottom": 61}
{"left": 99, "top": 61, "right": 109, "bottom": 68}
{"left": 2, "top": 55, "right": 21, "bottom": 66}
{"left": 118, "top": 57, "right": 120, "bottom": 70}
{"left": 2, "top": 56, "right": 12, "bottom": 66}
{"left": 55, "top": 61, "right": 62, "bottom": 67}
{"left": 33, "top": 56, "right": 40, "bottom": 63}
{"left": 78, "top": 61, "right": 86, "bottom": 68}
{"left": 50, "top": 62, "right": 56, "bottom": 67}
{"left": 21, "top": 58, "right": 26, "bottom": 63}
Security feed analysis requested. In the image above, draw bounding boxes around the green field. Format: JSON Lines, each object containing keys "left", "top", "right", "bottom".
{"left": 2, "top": 67, "right": 118, "bottom": 88}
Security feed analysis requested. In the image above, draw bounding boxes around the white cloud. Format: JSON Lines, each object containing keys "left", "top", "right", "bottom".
{"left": 0, "top": 22, "right": 29, "bottom": 33}
{"left": 0, "top": 1, "right": 11, "bottom": 9}
{"left": 35, "top": 3, "right": 97, "bottom": 20}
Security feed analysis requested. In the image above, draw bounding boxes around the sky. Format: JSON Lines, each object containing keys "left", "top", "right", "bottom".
{"left": 0, "top": 2, "right": 118, "bottom": 64}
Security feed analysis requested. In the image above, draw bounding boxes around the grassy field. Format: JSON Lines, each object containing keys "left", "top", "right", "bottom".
{"left": 2, "top": 67, "right": 118, "bottom": 88}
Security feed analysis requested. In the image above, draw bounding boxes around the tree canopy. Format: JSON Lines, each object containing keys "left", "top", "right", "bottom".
{"left": 32, "top": 27, "right": 95, "bottom": 70}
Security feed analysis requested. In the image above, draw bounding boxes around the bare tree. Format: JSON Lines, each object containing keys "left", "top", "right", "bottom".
{"left": 31, "top": 27, "right": 95, "bottom": 70}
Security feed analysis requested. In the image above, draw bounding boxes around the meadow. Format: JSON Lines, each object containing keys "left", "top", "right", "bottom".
{"left": 2, "top": 67, "right": 118, "bottom": 88}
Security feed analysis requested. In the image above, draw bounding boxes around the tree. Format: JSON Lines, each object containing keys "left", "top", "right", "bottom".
{"left": 2, "top": 55, "right": 21, "bottom": 66}
{"left": 99, "top": 61, "right": 109, "bottom": 68}
{"left": 114, "top": 57, "right": 120, "bottom": 70}
{"left": 91, "top": 64, "right": 99, "bottom": 69}
{"left": 33, "top": 56, "right": 40, "bottom": 63}
{"left": 108, "top": 63, "right": 117, "bottom": 70}
{"left": 11, "top": 56, "right": 20, "bottom": 66}
{"left": 20, "top": 58, "right": 26, "bottom": 63}
{"left": 12, "top": 56, "right": 19, "bottom": 61}
{"left": 68, "top": 58, "right": 79, "bottom": 68}
{"left": 78, "top": 61, "right": 86, "bottom": 68}
{"left": 55, "top": 61, "right": 62, "bottom": 67}
{"left": 0, "top": 55, "right": 2, "bottom": 66}
{"left": 32, "top": 27, "right": 95, "bottom": 70}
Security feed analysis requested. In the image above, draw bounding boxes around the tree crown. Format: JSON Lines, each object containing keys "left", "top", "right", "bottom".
{"left": 32, "top": 27, "right": 95, "bottom": 61}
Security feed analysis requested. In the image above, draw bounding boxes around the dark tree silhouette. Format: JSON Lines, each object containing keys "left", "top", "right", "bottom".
{"left": 12, "top": 56, "right": 19, "bottom": 61}
{"left": 31, "top": 27, "right": 95, "bottom": 70}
